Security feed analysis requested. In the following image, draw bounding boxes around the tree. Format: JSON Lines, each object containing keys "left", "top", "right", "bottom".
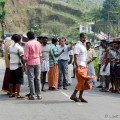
{"left": 0, "top": 0, "right": 6, "bottom": 39}
{"left": 43, "top": 21, "right": 67, "bottom": 36}
{"left": 101, "top": 0, "right": 120, "bottom": 20}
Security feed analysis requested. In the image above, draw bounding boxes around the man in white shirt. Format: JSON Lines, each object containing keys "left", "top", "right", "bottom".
{"left": 70, "top": 33, "right": 96, "bottom": 103}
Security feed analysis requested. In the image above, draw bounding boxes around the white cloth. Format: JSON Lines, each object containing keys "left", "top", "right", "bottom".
{"left": 68, "top": 64, "right": 73, "bottom": 84}
{"left": 41, "top": 60, "right": 49, "bottom": 72}
{"left": 8, "top": 43, "right": 24, "bottom": 70}
{"left": 100, "top": 63, "right": 110, "bottom": 76}
{"left": 74, "top": 41, "right": 87, "bottom": 67}
{"left": 87, "top": 62, "right": 96, "bottom": 83}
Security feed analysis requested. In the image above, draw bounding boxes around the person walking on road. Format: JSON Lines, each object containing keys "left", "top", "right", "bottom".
{"left": 70, "top": 33, "right": 96, "bottom": 103}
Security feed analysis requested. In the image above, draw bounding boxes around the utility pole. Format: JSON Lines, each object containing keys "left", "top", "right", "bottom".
{"left": 107, "top": 11, "right": 111, "bottom": 34}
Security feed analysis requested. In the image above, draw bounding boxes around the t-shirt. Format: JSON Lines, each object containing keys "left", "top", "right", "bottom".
{"left": 8, "top": 43, "right": 24, "bottom": 70}
{"left": 42, "top": 45, "right": 51, "bottom": 61}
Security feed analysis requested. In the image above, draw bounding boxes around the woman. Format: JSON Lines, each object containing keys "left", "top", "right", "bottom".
{"left": 2, "top": 36, "right": 16, "bottom": 95}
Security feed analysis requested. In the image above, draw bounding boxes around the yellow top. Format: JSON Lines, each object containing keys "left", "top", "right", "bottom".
{"left": 4, "top": 40, "right": 14, "bottom": 68}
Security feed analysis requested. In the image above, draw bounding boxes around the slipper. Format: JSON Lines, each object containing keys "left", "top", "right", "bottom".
{"left": 100, "top": 89, "right": 109, "bottom": 92}
{"left": 16, "top": 96, "right": 25, "bottom": 99}
{"left": 80, "top": 99, "right": 88, "bottom": 103}
{"left": 28, "top": 96, "right": 35, "bottom": 100}
{"left": 9, "top": 94, "right": 15, "bottom": 98}
{"left": 70, "top": 97, "right": 80, "bottom": 102}
{"left": 25, "top": 93, "right": 31, "bottom": 97}
{"left": 42, "top": 89, "right": 46, "bottom": 92}
{"left": 37, "top": 96, "right": 42, "bottom": 100}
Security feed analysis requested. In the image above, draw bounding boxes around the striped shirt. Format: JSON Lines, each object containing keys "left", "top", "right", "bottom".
{"left": 8, "top": 43, "right": 24, "bottom": 70}
{"left": 49, "top": 44, "right": 58, "bottom": 67}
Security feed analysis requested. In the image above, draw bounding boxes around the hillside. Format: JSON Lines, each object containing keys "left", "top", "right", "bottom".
{"left": 3, "top": 0, "right": 100, "bottom": 36}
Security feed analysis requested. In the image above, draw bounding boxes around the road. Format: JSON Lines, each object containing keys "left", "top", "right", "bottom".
{"left": 0, "top": 59, "right": 120, "bottom": 120}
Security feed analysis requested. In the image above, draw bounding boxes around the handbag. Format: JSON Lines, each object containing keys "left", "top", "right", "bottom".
{"left": 100, "top": 63, "right": 110, "bottom": 76}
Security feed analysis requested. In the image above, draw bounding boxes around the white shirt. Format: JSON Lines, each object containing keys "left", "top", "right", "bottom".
{"left": 74, "top": 41, "right": 87, "bottom": 67}
{"left": 8, "top": 43, "right": 24, "bottom": 70}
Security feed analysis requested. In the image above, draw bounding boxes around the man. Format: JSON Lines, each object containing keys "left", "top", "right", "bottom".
{"left": 70, "top": 33, "right": 96, "bottom": 103}
{"left": 97, "top": 40, "right": 106, "bottom": 88}
{"left": 24, "top": 32, "right": 42, "bottom": 100}
{"left": 41, "top": 37, "right": 52, "bottom": 91}
{"left": 58, "top": 37, "right": 72, "bottom": 90}
{"left": 8, "top": 34, "right": 25, "bottom": 98}
{"left": 48, "top": 38, "right": 64, "bottom": 90}
{"left": 86, "top": 41, "right": 97, "bottom": 86}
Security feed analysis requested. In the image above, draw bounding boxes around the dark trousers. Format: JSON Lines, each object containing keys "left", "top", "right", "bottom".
{"left": 58, "top": 60, "right": 68, "bottom": 87}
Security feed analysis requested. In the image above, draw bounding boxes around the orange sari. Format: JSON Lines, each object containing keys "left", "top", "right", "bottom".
{"left": 75, "top": 66, "right": 96, "bottom": 90}
{"left": 48, "top": 64, "right": 58, "bottom": 88}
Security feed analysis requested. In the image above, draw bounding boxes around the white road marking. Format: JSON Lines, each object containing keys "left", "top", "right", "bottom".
{"left": 61, "top": 92, "right": 83, "bottom": 106}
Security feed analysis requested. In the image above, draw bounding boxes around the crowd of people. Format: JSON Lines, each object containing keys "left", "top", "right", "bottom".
{"left": 1, "top": 32, "right": 120, "bottom": 103}
{"left": 97, "top": 40, "right": 120, "bottom": 94}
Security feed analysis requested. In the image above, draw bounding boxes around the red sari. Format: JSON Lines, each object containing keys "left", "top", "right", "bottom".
{"left": 2, "top": 68, "right": 16, "bottom": 93}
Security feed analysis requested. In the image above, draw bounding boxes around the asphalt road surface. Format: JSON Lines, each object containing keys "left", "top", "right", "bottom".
{"left": 0, "top": 59, "right": 120, "bottom": 120}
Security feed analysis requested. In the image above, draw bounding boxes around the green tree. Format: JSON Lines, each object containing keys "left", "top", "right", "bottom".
{"left": 43, "top": 21, "right": 67, "bottom": 36}
{"left": 0, "top": 0, "right": 6, "bottom": 38}
{"left": 101, "top": 0, "right": 120, "bottom": 20}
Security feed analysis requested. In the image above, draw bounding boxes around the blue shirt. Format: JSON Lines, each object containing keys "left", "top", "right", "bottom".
{"left": 57, "top": 45, "right": 71, "bottom": 60}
